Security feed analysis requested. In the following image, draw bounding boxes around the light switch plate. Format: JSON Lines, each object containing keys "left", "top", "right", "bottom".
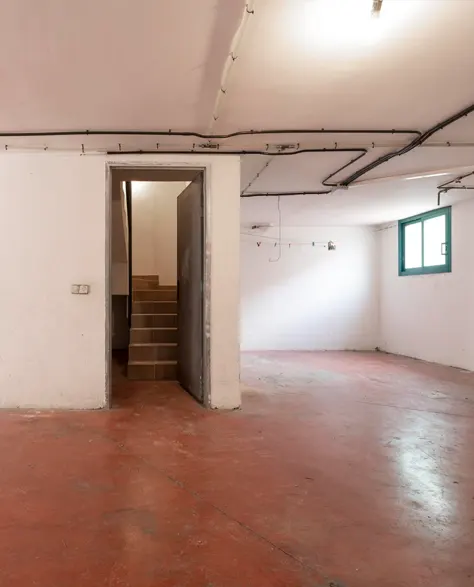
{"left": 71, "top": 284, "right": 90, "bottom": 295}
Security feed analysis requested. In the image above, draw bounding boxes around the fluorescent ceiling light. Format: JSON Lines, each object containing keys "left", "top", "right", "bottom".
{"left": 404, "top": 172, "right": 452, "bottom": 181}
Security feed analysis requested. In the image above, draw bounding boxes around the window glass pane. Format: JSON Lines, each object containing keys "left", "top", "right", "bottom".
{"left": 404, "top": 222, "right": 422, "bottom": 269}
{"left": 423, "top": 214, "right": 446, "bottom": 267}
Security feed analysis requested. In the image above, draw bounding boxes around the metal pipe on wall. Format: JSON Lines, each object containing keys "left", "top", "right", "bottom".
{"left": 437, "top": 170, "right": 474, "bottom": 205}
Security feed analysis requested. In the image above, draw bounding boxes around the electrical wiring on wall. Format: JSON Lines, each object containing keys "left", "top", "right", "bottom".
{"left": 0, "top": 102, "right": 473, "bottom": 199}
{"left": 337, "top": 103, "right": 474, "bottom": 186}
{"left": 437, "top": 170, "right": 474, "bottom": 205}
{"left": 241, "top": 232, "right": 335, "bottom": 248}
{"left": 107, "top": 102, "right": 474, "bottom": 196}
{"left": 207, "top": 0, "right": 256, "bottom": 133}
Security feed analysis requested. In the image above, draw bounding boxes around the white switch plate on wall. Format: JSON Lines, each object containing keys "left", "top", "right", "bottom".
{"left": 71, "top": 284, "right": 90, "bottom": 295}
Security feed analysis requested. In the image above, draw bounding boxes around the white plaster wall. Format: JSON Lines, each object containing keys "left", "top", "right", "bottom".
{"left": 208, "top": 159, "right": 241, "bottom": 409}
{"left": 241, "top": 227, "right": 378, "bottom": 350}
{"left": 131, "top": 181, "right": 188, "bottom": 285}
{"left": 0, "top": 152, "right": 241, "bottom": 409}
{"left": 0, "top": 153, "right": 107, "bottom": 408}
{"left": 378, "top": 198, "right": 474, "bottom": 371}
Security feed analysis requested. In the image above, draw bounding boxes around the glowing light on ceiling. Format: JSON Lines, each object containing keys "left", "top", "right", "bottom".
{"left": 303, "top": 0, "right": 380, "bottom": 48}
{"left": 405, "top": 172, "right": 451, "bottom": 181}
{"left": 299, "top": 0, "right": 418, "bottom": 52}
{"left": 372, "top": 0, "right": 384, "bottom": 17}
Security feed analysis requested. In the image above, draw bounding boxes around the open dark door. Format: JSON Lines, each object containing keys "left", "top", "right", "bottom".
{"left": 177, "top": 173, "right": 204, "bottom": 402}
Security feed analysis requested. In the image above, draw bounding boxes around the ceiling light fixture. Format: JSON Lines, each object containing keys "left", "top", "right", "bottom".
{"left": 405, "top": 172, "right": 452, "bottom": 181}
{"left": 372, "top": 0, "right": 383, "bottom": 17}
{"left": 299, "top": 0, "right": 420, "bottom": 52}
{"left": 302, "top": 0, "right": 381, "bottom": 49}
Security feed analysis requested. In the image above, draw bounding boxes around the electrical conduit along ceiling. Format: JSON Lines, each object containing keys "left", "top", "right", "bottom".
{"left": 240, "top": 174, "right": 474, "bottom": 227}
{"left": 0, "top": 0, "right": 474, "bottom": 222}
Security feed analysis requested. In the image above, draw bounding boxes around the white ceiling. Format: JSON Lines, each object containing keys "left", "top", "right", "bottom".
{"left": 1, "top": 0, "right": 474, "bottom": 224}
{"left": 217, "top": 0, "right": 474, "bottom": 131}
{"left": 0, "top": 0, "right": 245, "bottom": 131}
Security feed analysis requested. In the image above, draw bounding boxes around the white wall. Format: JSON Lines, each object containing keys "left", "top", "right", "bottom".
{"left": 0, "top": 153, "right": 107, "bottom": 408}
{"left": 378, "top": 198, "right": 474, "bottom": 371}
{"left": 241, "top": 226, "right": 377, "bottom": 351}
{"left": 0, "top": 152, "right": 241, "bottom": 409}
{"left": 131, "top": 181, "right": 188, "bottom": 285}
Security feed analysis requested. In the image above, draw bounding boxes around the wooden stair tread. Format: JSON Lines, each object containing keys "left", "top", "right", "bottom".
{"left": 131, "top": 313, "right": 177, "bottom": 316}
{"left": 131, "top": 327, "right": 177, "bottom": 331}
{"left": 128, "top": 360, "right": 177, "bottom": 365}
{"left": 129, "top": 342, "right": 177, "bottom": 347}
{"left": 128, "top": 276, "right": 178, "bottom": 380}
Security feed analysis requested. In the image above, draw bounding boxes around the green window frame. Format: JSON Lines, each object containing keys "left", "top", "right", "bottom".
{"left": 398, "top": 206, "right": 452, "bottom": 276}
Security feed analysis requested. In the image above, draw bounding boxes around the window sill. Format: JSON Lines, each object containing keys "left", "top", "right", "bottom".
{"left": 399, "top": 265, "right": 452, "bottom": 277}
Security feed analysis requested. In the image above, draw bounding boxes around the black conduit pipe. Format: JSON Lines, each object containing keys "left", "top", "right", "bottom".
{"left": 0, "top": 127, "right": 420, "bottom": 199}
{"left": 437, "top": 170, "right": 474, "bottom": 205}
{"left": 108, "top": 104, "right": 474, "bottom": 194}
{"left": 322, "top": 151, "right": 368, "bottom": 188}
{"left": 241, "top": 190, "right": 331, "bottom": 197}
{"left": 1, "top": 103, "right": 473, "bottom": 197}
{"left": 0, "top": 128, "right": 421, "bottom": 140}
{"left": 247, "top": 104, "right": 474, "bottom": 195}
{"left": 338, "top": 103, "right": 474, "bottom": 186}
{"left": 0, "top": 127, "right": 420, "bottom": 200}
{"left": 438, "top": 170, "right": 474, "bottom": 191}
{"left": 106, "top": 148, "right": 368, "bottom": 198}
{"left": 249, "top": 103, "right": 474, "bottom": 195}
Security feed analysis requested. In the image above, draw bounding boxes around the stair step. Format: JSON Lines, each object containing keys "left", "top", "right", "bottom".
{"left": 132, "top": 276, "right": 160, "bottom": 289}
{"left": 133, "top": 286, "right": 177, "bottom": 291}
{"left": 128, "top": 360, "right": 177, "bottom": 381}
{"left": 129, "top": 343, "right": 178, "bottom": 362}
{"left": 131, "top": 313, "right": 177, "bottom": 328}
{"left": 132, "top": 301, "right": 177, "bottom": 315}
{"left": 133, "top": 289, "right": 177, "bottom": 302}
{"left": 130, "top": 327, "right": 178, "bottom": 344}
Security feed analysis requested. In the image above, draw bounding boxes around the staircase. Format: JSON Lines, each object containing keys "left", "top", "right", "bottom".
{"left": 128, "top": 275, "right": 178, "bottom": 380}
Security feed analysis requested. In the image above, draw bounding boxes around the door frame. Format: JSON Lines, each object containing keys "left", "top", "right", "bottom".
{"left": 105, "top": 163, "right": 211, "bottom": 409}
{"left": 125, "top": 181, "right": 133, "bottom": 330}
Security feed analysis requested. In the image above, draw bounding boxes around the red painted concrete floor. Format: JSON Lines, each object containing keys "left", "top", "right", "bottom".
{"left": 0, "top": 351, "right": 473, "bottom": 587}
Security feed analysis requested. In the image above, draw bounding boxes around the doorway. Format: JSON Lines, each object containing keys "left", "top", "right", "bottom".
{"left": 109, "top": 167, "right": 209, "bottom": 406}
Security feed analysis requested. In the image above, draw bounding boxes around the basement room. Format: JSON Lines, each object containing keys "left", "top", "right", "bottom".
{"left": 0, "top": 0, "right": 472, "bottom": 586}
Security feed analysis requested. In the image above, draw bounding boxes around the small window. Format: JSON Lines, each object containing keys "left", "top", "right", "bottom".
{"left": 398, "top": 207, "right": 451, "bottom": 276}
